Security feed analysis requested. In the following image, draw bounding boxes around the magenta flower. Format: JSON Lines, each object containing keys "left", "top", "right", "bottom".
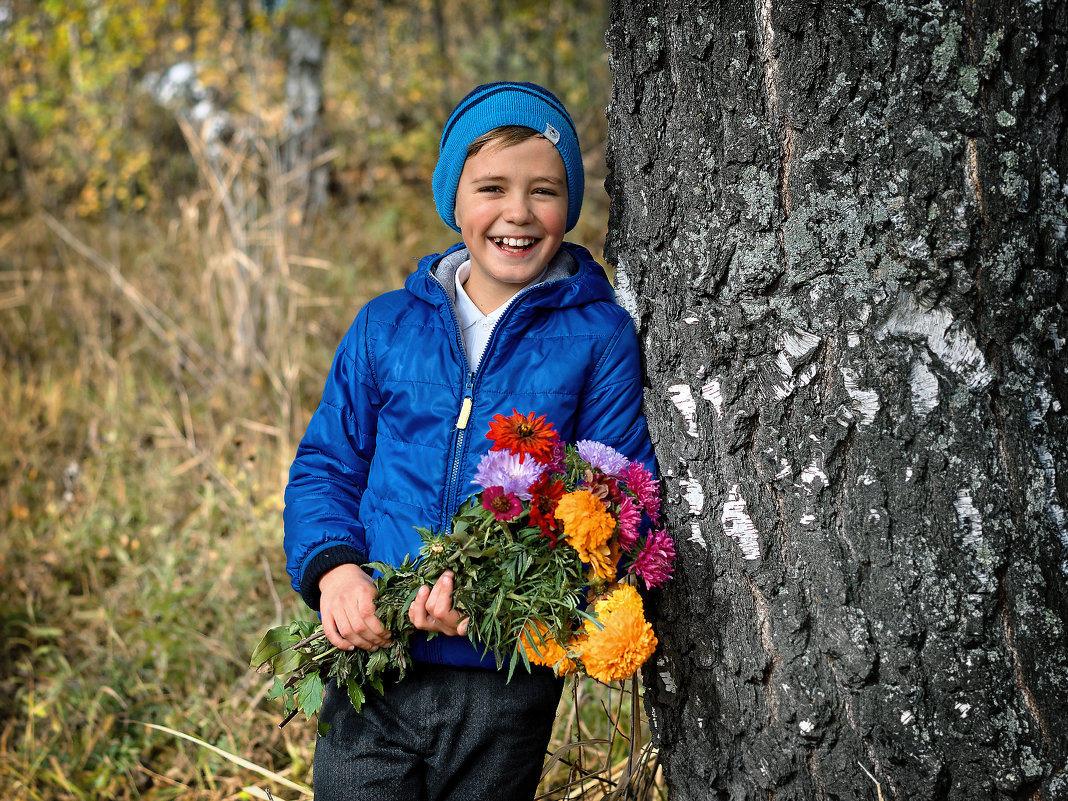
{"left": 620, "top": 461, "right": 661, "bottom": 523}
{"left": 481, "top": 486, "right": 522, "bottom": 521}
{"left": 473, "top": 450, "right": 546, "bottom": 500}
{"left": 630, "top": 528, "right": 676, "bottom": 589}
{"left": 576, "top": 440, "right": 630, "bottom": 477}
{"left": 617, "top": 494, "right": 641, "bottom": 552}
{"left": 545, "top": 441, "right": 567, "bottom": 473}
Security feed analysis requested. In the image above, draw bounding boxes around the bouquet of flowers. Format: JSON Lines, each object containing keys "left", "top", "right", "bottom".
{"left": 251, "top": 410, "right": 675, "bottom": 727}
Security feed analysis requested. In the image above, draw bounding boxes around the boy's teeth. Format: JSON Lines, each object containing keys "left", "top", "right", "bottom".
{"left": 495, "top": 237, "right": 534, "bottom": 247}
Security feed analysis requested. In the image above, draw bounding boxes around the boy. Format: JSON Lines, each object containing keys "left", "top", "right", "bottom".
{"left": 283, "top": 82, "right": 656, "bottom": 801}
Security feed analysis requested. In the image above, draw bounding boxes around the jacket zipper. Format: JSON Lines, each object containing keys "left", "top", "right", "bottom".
{"left": 429, "top": 264, "right": 473, "bottom": 531}
{"left": 431, "top": 262, "right": 552, "bottom": 530}
{"left": 442, "top": 370, "right": 476, "bottom": 530}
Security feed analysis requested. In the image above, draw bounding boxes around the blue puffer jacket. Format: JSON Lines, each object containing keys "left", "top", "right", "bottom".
{"left": 283, "top": 241, "right": 656, "bottom": 668}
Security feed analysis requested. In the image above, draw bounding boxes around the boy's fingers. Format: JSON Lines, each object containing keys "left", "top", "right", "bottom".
{"left": 334, "top": 605, "right": 389, "bottom": 651}
{"left": 322, "top": 617, "right": 348, "bottom": 651}
{"left": 425, "top": 572, "right": 455, "bottom": 617}
{"left": 408, "top": 585, "right": 430, "bottom": 627}
{"left": 359, "top": 609, "right": 389, "bottom": 640}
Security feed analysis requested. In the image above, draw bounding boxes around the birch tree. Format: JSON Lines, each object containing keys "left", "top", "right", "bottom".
{"left": 605, "top": 1, "right": 1068, "bottom": 798}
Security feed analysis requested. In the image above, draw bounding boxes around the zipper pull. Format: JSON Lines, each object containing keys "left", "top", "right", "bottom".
{"left": 456, "top": 372, "right": 475, "bottom": 430}
{"left": 456, "top": 397, "right": 472, "bottom": 430}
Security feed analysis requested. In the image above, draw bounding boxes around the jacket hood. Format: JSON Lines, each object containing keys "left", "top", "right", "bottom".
{"left": 405, "top": 241, "right": 616, "bottom": 313}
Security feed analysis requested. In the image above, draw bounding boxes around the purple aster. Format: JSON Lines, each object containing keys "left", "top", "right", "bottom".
{"left": 576, "top": 440, "right": 630, "bottom": 478}
{"left": 472, "top": 450, "right": 546, "bottom": 500}
{"left": 630, "top": 528, "right": 676, "bottom": 590}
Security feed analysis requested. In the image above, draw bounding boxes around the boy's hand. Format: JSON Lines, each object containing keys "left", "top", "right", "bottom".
{"left": 318, "top": 563, "right": 392, "bottom": 652}
{"left": 408, "top": 570, "right": 470, "bottom": 637}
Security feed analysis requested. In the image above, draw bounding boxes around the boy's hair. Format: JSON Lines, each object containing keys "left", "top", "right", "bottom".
{"left": 433, "top": 82, "right": 584, "bottom": 234}
{"left": 466, "top": 125, "right": 545, "bottom": 159}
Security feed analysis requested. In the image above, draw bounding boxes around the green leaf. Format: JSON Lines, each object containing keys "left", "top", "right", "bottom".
{"left": 365, "top": 648, "right": 391, "bottom": 676}
{"left": 295, "top": 671, "right": 325, "bottom": 720}
{"left": 369, "top": 674, "right": 385, "bottom": 696}
{"left": 345, "top": 676, "right": 365, "bottom": 713}
{"left": 268, "top": 677, "right": 296, "bottom": 717}
{"left": 266, "top": 677, "right": 287, "bottom": 701}
{"left": 366, "top": 561, "right": 393, "bottom": 580}
{"left": 250, "top": 626, "right": 306, "bottom": 674}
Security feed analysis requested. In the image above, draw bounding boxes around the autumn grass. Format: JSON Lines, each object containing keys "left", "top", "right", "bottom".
{"left": 1, "top": 2, "right": 648, "bottom": 793}
{"left": 0, "top": 146, "right": 661, "bottom": 798}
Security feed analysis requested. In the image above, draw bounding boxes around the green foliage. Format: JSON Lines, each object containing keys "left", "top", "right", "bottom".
{"left": 2, "top": 0, "right": 183, "bottom": 214}
{"left": 250, "top": 507, "right": 589, "bottom": 723}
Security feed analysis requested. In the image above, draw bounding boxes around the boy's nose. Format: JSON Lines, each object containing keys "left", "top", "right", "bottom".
{"left": 502, "top": 192, "right": 533, "bottom": 223}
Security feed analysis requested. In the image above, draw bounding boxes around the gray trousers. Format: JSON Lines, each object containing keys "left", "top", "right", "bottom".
{"left": 313, "top": 662, "right": 563, "bottom": 801}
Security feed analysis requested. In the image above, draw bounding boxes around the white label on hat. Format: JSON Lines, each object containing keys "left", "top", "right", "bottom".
{"left": 543, "top": 123, "right": 560, "bottom": 145}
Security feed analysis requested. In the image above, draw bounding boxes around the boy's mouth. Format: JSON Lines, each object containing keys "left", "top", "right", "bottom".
{"left": 491, "top": 236, "right": 538, "bottom": 253}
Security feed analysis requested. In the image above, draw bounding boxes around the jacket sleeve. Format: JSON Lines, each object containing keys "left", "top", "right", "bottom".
{"left": 283, "top": 308, "right": 381, "bottom": 610}
{"left": 574, "top": 312, "right": 657, "bottom": 477}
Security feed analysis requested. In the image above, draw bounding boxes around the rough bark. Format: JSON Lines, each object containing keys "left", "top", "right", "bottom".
{"left": 605, "top": 1, "right": 1068, "bottom": 799}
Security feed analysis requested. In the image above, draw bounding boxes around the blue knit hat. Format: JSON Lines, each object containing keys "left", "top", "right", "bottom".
{"left": 433, "top": 82, "right": 584, "bottom": 233}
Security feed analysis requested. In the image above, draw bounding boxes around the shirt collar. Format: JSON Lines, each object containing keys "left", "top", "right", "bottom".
{"left": 453, "top": 260, "right": 515, "bottom": 330}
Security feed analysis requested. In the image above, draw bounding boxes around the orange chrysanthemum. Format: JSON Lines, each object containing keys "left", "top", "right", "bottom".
{"left": 555, "top": 489, "right": 616, "bottom": 564}
{"left": 486, "top": 410, "right": 560, "bottom": 464}
{"left": 556, "top": 489, "right": 619, "bottom": 581}
{"left": 521, "top": 621, "right": 577, "bottom": 675}
{"left": 579, "top": 584, "right": 657, "bottom": 683}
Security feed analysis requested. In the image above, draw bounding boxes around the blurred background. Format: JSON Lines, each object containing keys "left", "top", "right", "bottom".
{"left": 0, "top": 2, "right": 661, "bottom": 799}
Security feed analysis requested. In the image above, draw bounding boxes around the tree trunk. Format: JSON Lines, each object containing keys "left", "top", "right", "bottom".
{"left": 282, "top": 22, "right": 329, "bottom": 216}
{"left": 605, "top": 2, "right": 1068, "bottom": 799}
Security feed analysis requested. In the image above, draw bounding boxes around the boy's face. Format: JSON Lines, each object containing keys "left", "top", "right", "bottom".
{"left": 453, "top": 135, "right": 569, "bottom": 312}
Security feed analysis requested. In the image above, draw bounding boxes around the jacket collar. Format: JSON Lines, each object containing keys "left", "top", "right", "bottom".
{"left": 407, "top": 242, "right": 613, "bottom": 312}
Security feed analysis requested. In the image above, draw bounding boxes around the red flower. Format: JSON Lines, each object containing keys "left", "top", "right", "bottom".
{"left": 529, "top": 473, "right": 566, "bottom": 547}
{"left": 482, "top": 486, "right": 522, "bottom": 522}
{"left": 486, "top": 410, "right": 560, "bottom": 465}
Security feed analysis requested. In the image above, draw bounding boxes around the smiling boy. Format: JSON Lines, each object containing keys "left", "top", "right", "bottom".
{"left": 452, "top": 131, "right": 568, "bottom": 312}
{"left": 283, "top": 82, "right": 656, "bottom": 801}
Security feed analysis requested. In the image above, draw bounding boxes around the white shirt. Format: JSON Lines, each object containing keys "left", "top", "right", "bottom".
{"left": 453, "top": 260, "right": 551, "bottom": 370}
{"left": 453, "top": 260, "right": 510, "bottom": 371}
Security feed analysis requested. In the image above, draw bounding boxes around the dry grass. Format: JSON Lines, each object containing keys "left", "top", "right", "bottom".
{"left": 0, "top": 111, "right": 660, "bottom": 799}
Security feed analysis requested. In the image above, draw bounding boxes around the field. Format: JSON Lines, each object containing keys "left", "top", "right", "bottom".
{"left": 0, "top": 118, "right": 661, "bottom": 801}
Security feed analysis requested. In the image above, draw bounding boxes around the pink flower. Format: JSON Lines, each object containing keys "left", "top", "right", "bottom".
{"left": 481, "top": 486, "right": 522, "bottom": 521}
{"left": 545, "top": 441, "right": 567, "bottom": 473}
{"left": 617, "top": 494, "right": 641, "bottom": 552}
{"left": 620, "top": 462, "right": 661, "bottom": 523}
{"left": 630, "top": 528, "right": 676, "bottom": 589}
